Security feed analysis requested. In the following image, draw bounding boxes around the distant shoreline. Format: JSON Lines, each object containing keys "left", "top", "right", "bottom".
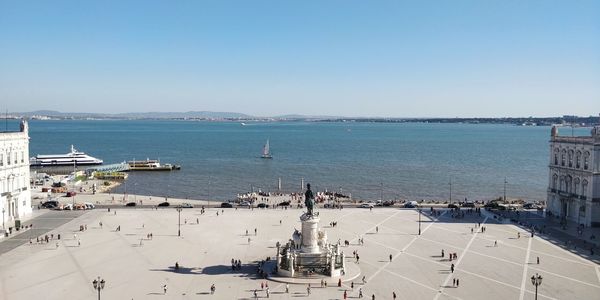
{"left": 2, "top": 112, "right": 598, "bottom": 127}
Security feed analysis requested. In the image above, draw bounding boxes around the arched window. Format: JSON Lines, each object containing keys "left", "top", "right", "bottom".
{"left": 561, "top": 149, "right": 566, "bottom": 166}
{"left": 552, "top": 174, "right": 558, "bottom": 189}
{"left": 568, "top": 150, "right": 574, "bottom": 167}
{"left": 559, "top": 176, "right": 565, "bottom": 191}
{"left": 566, "top": 175, "right": 573, "bottom": 193}
{"left": 582, "top": 179, "right": 588, "bottom": 197}
{"left": 576, "top": 151, "right": 582, "bottom": 168}
{"left": 574, "top": 178, "right": 580, "bottom": 195}
{"left": 554, "top": 149, "right": 559, "bottom": 165}
{"left": 584, "top": 152, "right": 590, "bottom": 170}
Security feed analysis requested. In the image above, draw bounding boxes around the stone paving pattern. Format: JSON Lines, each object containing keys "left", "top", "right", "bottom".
{"left": 0, "top": 207, "right": 599, "bottom": 300}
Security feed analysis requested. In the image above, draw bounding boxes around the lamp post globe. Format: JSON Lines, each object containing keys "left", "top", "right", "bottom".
{"left": 92, "top": 276, "right": 105, "bottom": 300}
{"left": 530, "top": 273, "right": 542, "bottom": 300}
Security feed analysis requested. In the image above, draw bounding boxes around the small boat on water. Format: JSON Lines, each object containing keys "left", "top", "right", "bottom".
{"left": 127, "top": 159, "right": 181, "bottom": 171}
{"left": 30, "top": 145, "right": 103, "bottom": 166}
{"left": 261, "top": 139, "right": 272, "bottom": 159}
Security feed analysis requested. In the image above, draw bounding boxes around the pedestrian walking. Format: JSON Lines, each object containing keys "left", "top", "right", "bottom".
{"left": 255, "top": 228, "right": 257, "bottom": 235}
{"left": 441, "top": 249, "right": 444, "bottom": 257}
{"left": 307, "top": 284, "right": 311, "bottom": 295}
{"left": 494, "top": 240, "right": 497, "bottom": 247}
{"left": 453, "top": 278, "right": 456, "bottom": 287}
{"left": 456, "top": 278, "right": 460, "bottom": 287}
{"left": 359, "top": 287, "right": 363, "bottom": 298}
{"left": 211, "top": 284, "right": 216, "bottom": 294}
{"left": 351, "top": 282, "right": 354, "bottom": 289}
{"left": 78, "top": 239, "right": 81, "bottom": 247}
{"left": 372, "top": 294, "right": 375, "bottom": 300}
{"left": 338, "top": 278, "right": 342, "bottom": 287}
{"left": 537, "top": 256, "right": 540, "bottom": 264}
{"left": 451, "top": 263, "right": 455, "bottom": 273}
{"left": 253, "top": 289, "right": 258, "bottom": 299}
{"left": 266, "top": 287, "right": 270, "bottom": 298}
{"left": 343, "top": 290, "right": 347, "bottom": 299}
{"left": 362, "top": 276, "right": 366, "bottom": 283}
{"left": 356, "top": 254, "right": 360, "bottom": 264}
{"left": 285, "top": 283, "right": 289, "bottom": 293}
{"left": 389, "top": 254, "right": 392, "bottom": 262}
{"left": 376, "top": 226, "right": 379, "bottom": 233}
{"left": 261, "top": 282, "right": 264, "bottom": 290}
{"left": 163, "top": 284, "right": 167, "bottom": 294}
{"left": 393, "top": 291, "right": 397, "bottom": 299}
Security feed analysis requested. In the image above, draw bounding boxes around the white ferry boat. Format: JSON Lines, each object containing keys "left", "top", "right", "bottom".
{"left": 127, "top": 159, "right": 181, "bottom": 171}
{"left": 30, "top": 145, "right": 103, "bottom": 166}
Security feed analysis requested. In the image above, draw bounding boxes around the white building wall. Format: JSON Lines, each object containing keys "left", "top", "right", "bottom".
{"left": 547, "top": 126, "right": 600, "bottom": 227}
{"left": 0, "top": 120, "right": 32, "bottom": 234}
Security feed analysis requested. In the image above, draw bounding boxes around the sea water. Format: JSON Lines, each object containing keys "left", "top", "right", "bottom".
{"left": 11, "top": 119, "right": 590, "bottom": 202}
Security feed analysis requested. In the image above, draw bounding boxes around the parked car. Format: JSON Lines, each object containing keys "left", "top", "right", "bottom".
{"left": 125, "top": 202, "right": 137, "bottom": 207}
{"left": 375, "top": 200, "right": 383, "bottom": 206}
{"left": 382, "top": 201, "right": 395, "bottom": 207}
{"left": 447, "top": 203, "right": 458, "bottom": 209}
{"left": 220, "top": 202, "right": 233, "bottom": 208}
{"left": 74, "top": 203, "right": 87, "bottom": 210}
{"left": 238, "top": 201, "right": 251, "bottom": 207}
{"left": 257, "top": 203, "right": 269, "bottom": 208}
{"left": 41, "top": 200, "right": 59, "bottom": 209}
{"left": 84, "top": 202, "right": 95, "bottom": 209}
{"left": 404, "top": 201, "right": 419, "bottom": 208}
{"left": 484, "top": 202, "right": 500, "bottom": 209}
{"left": 157, "top": 202, "right": 170, "bottom": 207}
{"left": 177, "top": 203, "right": 193, "bottom": 208}
{"left": 277, "top": 201, "right": 291, "bottom": 206}
{"left": 461, "top": 202, "right": 475, "bottom": 208}
{"left": 58, "top": 203, "right": 73, "bottom": 210}
{"left": 359, "top": 202, "right": 375, "bottom": 208}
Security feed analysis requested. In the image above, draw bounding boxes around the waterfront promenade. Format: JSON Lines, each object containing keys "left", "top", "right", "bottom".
{"left": 0, "top": 205, "right": 599, "bottom": 300}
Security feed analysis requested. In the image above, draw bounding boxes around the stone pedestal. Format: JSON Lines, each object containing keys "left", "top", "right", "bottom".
{"left": 301, "top": 215, "right": 320, "bottom": 254}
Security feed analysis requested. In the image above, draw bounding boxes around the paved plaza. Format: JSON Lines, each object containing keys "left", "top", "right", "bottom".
{"left": 0, "top": 206, "right": 599, "bottom": 300}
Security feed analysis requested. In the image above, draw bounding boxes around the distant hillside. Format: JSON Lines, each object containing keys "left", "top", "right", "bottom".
{"left": 112, "top": 111, "right": 253, "bottom": 119}
{"left": 275, "top": 114, "right": 345, "bottom": 119}
{"left": 12, "top": 110, "right": 254, "bottom": 119}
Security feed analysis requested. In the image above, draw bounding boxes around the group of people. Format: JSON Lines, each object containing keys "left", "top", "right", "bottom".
{"left": 230, "top": 258, "right": 242, "bottom": 271}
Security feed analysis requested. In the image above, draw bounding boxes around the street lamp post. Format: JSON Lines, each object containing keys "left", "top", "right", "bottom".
{"left": 2, "top": 208, "right": 5, "bottom": 233}
{"left": 504, "top": 177, "right": 508, "bottom": 202}
{"left": 530, "top": 273, "right": 542, "bottom": 300}
{"left": 177, "top": 207, "right": 182, "bottom": 237}
{"left": 207, "top": 176, "right": 211, "bottom": 207}
{"left": 92, "top": 276, "right": 105, "bottom": 300}
{"left": 418, "top": 209, "right": 422, "bottom": 235}
{"left": 449, "top": 178, "right": 452, "bottom": 204}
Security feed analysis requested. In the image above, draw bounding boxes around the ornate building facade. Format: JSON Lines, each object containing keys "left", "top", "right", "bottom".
{"left": 0, "top": 120, "right": 32, "bottom": 234}
{"left": 547, "top": 126, "right": 600, "bottom": 227}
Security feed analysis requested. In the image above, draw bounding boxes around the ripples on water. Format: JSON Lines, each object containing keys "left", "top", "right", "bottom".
{"left": 20, "top": 120, "right": 590, "bottom": 202}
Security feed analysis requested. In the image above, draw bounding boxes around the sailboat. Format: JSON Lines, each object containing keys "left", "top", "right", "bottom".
{"left": 261, "top": 139, "right": 273, "bottom": 159}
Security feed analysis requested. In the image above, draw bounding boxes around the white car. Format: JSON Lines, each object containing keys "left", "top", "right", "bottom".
{"left": 359, "top": 202, "right": 375, "bottom": 208}
{"left": 238, "top": 201, "right": 251, "bottom": 207}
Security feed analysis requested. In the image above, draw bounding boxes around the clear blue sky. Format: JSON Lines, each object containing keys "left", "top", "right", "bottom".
{"left": 1, "top": 1, "right": 599, "bottom": 117}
